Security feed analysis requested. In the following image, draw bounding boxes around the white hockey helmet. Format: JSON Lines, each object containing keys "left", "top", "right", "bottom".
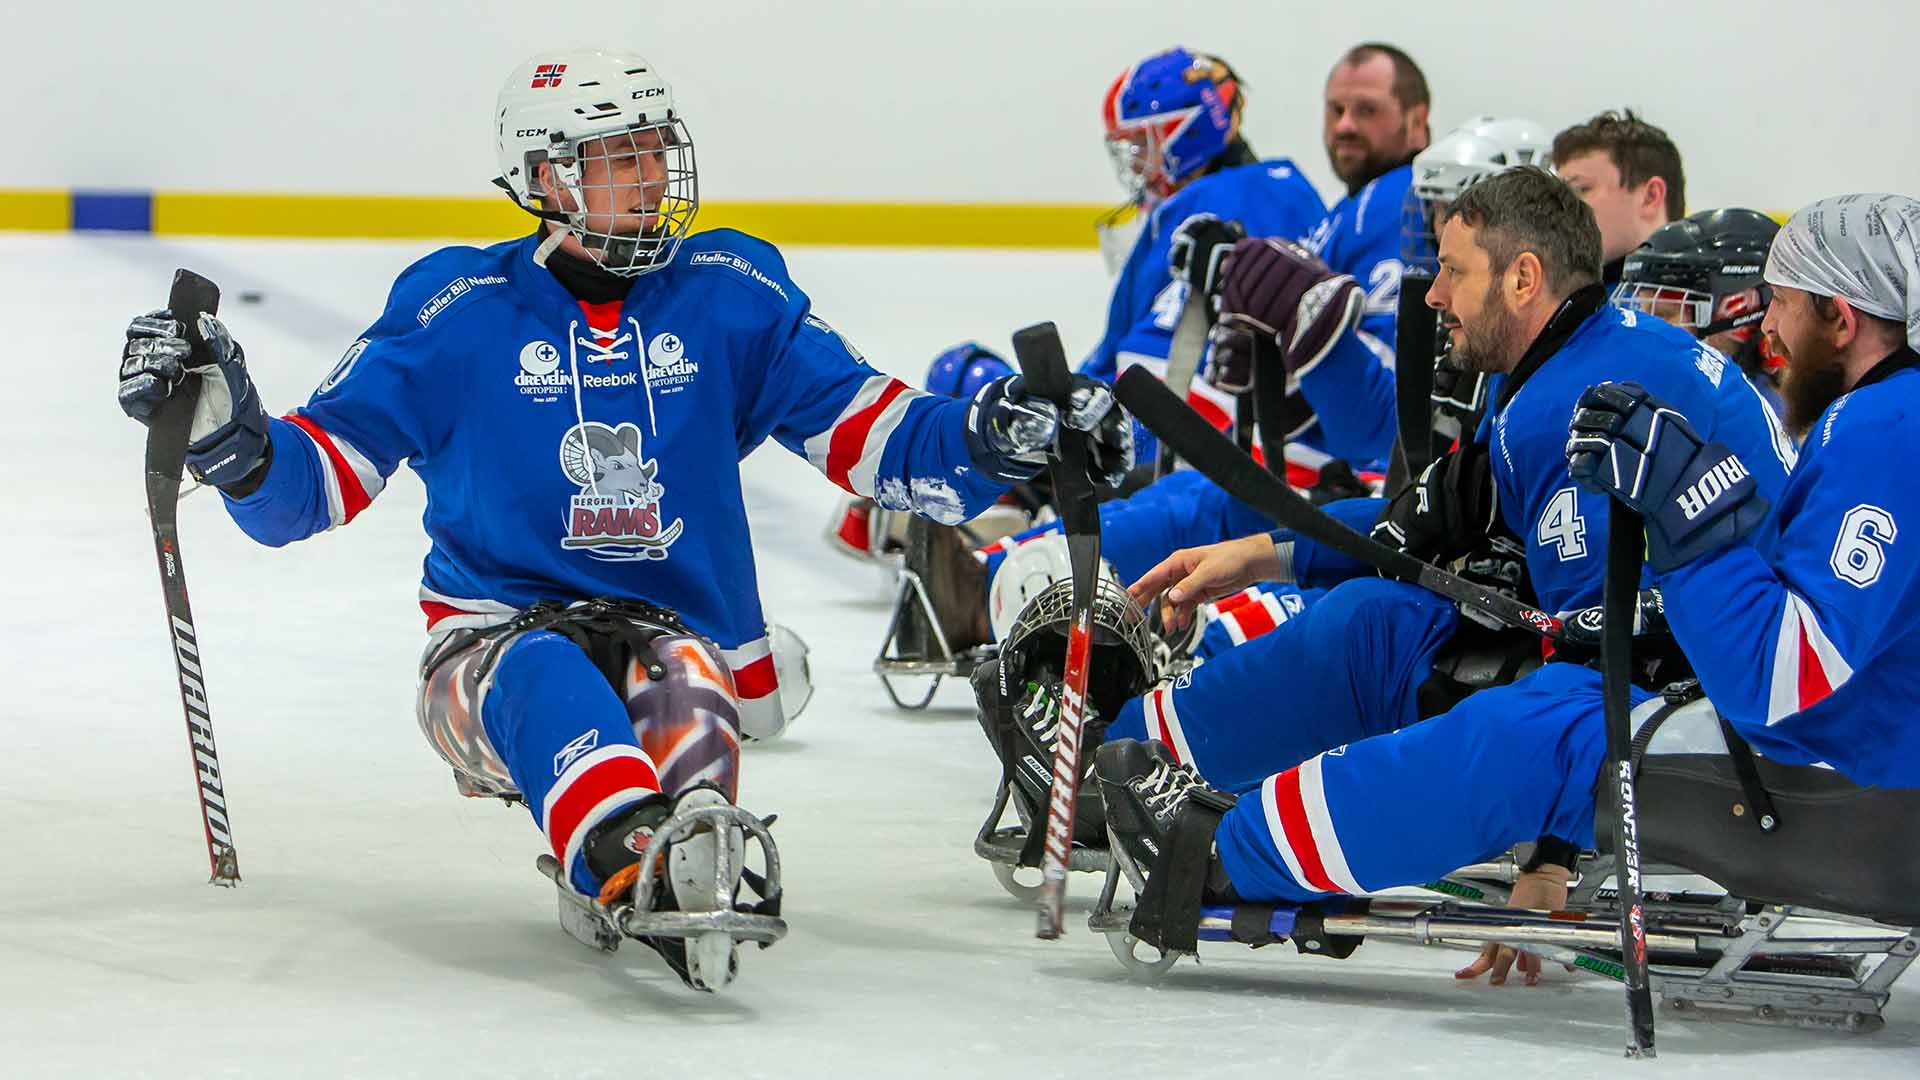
{"left": 1402, "top": 116, "right": 1551, "bottom": 268}
{"left": 494, "top": 50, "right": 699, "bottom": 276}
{"left": 987, "top": 533, "right": 1122, "bottom": 643}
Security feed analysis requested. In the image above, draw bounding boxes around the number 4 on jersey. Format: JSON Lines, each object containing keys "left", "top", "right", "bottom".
{"left": 1538, "top": 486, "right": 1589, "bottom": 561}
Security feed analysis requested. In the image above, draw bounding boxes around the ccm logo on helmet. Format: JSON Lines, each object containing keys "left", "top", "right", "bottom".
{"left": 632, "top": 87, "right": 666, "bottom": 100}
{"left": 514, "top": 128, "right": 548, "bottom": 138}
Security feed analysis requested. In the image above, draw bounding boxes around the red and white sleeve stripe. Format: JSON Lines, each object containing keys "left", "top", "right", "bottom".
{"left": 418, "top": 586, "right": 518, "bottom": 635}
{"left": 1767, "top": 592, "right": 1855, "bottom": 725}
{"left": 1259, "top": 753, "right": 1366, "bottom": 896}
{"left": 976, "top": 528, "right": 1052, "bottom": 563}
{"left": 1204, "top": 589, "right": 1295, "bottom": 646}
{"left": 1143, "top": 684, "right": 1194, "bottom": 764}
{"left": 802, "top": 375, "right": 927, "bottom": 498}
{"left": 723, "top": 636, "right": 784, "bottom": 739}
{"left": 284, "top": 412, "right": 386, "bottom": 528}
{"left": 542, "top": 743, "right": 661, "bottom": 873}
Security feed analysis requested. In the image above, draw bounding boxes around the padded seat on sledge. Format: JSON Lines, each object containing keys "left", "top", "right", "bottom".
{"left": 1595, "top": 698, "right": 1920, "bottom": 927}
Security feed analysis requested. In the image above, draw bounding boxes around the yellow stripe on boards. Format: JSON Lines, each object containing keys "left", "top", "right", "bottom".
{"left": 0, "top": 190, "right": 72, "bottom": 231}
{"left": 142, "top": 192, "right": 1111, "bottom": 248}
{"left": 152, "top": 193, "right": 527, "bottom": 240}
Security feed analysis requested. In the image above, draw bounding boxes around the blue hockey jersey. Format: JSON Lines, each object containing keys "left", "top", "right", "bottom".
{"left": 1079, "top": 159, "right": 1326, "bottom": 461}
{"left": 1659, "top": 353, "right": 1920, "bottom": 787}
{"left": 1490, "top": 302, "right": 1795, "bottom": 614}
{"left": 1295, "top": 164, "right": 1418, "bottom": 469}
{"left": 223, "top": 229, "right": 1005, "bottom": 735}
{"left": 1282, "top": 300, "right": 1795, "bottom": 615}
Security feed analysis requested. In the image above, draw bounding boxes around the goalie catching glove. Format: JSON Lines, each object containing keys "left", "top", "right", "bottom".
{"left": 1207, "top": 237, "right": 1365, "bottom": 394}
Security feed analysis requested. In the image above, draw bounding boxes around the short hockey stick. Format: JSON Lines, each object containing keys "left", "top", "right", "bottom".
{"left": 144, "top": 269, "right": 242, "bottom": 886}
{"left": 1011, "top": 321, "right": 1101, "bottom": 940}
{"left": 1152, "top": 290, "right": 1209, "bottom": 480}
{"left": 1602, "top": 506, "right": 1656, "bottom": 1056}
{"left": 1114, "top": 366, "right": 1565, "bottom": 642}
{"left": 1390, "top": 271, "right": 1439, "bottom": 491}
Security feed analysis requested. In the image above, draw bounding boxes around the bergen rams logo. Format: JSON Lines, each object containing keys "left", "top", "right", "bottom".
{"left": 517, "top": 340, "right": 571, "bottom": 400}
{"left": 558, "top": 421, "right": 685, "bottom": 560}
{"left": 646, "top": 331, "right": 700, "bottom": 391}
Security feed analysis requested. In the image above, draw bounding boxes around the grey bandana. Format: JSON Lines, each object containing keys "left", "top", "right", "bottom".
{"left": 1763, "top": 193, "right": 1920, "bottom": 351}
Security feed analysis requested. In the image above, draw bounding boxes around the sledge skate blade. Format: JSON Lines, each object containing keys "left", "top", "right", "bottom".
{"left": 536, "top": 854, "right": 622, "bottom": 953}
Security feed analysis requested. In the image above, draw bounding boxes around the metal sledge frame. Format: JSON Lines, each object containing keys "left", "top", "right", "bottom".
{"left": 1089, "top": 840, "right": 1919, "bottom": 1033}
{"left": 972, "top": 775, "right": 1112, "bottom": 904}
{"left": 538, "top": 804, "right": 787, "bottom": 954}
{"left": 870, "top": 564, "right": 996, "bottom": 709}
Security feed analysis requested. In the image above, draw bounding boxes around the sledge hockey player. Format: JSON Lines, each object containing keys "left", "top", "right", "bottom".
{"left": 826, "top": 46, "right": 1325, "bottom": 568}
{"left": 941, "top": 45, "right": 1447, "bottom": 659}
{"left": 1079, "top": 45, "right": 1329, "bottom": 463}
{"left": 1550, "top": 110, "right": 1685, "bottom": 282}
{"left": 113, "top": 49, "right": 1130, "bottom": 991}
{"left": 1612, "top": 208, "right": 1785, "bottom": 397}
{"left": 865, "top": 45, "right": 1333, "bottom": 691}
{"left": 969, "top": 118, "right": 1549, "bottom": 704}
{"left": 1070, "top": 166, "right": 1793, "bottom": 866}
{"left": 1099, "top": 170, "right": 1791, "bottom": 794}
{"left": 1095, "top": 192, "right": 1920, "bottom": 986}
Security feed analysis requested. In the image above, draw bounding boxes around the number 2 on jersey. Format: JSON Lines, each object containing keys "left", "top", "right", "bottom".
{"left": 1538, "top": 486, "right": 1588, "bottom": 561}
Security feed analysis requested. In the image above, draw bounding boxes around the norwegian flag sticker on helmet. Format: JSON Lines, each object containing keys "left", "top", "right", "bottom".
{"left": 530, "top": 64, "right": 567, "bottom": 89}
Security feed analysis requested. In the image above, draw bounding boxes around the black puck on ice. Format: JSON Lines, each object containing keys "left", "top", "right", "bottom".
{"left": 238, "top": 290, "right": 265, "bottom": 304}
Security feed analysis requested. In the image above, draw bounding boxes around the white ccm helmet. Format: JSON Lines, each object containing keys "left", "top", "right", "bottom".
{"left": 494, "top": 50, "right": 699, "bottom": 276}
{"left": 1401, "top": 116, "right": 1551, "bottom": 268}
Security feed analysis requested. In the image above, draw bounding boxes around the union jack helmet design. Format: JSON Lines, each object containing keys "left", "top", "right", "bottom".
{"left": 1102, "top": 48, "right": 1242, "bottom": 206}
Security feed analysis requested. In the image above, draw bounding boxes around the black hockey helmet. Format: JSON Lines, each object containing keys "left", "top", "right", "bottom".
{"left": 998, "top": 577, "right": 1160, "bottom": 721}
{"left": 1613, "top": 208, "right": 1780, "bottom": 338}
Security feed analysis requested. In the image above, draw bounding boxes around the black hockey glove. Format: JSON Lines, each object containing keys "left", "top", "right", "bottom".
{"left": 1166, "top": 213, "right": 1246, "bottom": 318}
{"left": 1455, "top": 534, "right": 1531, "bottom": 630}
{"left": 119, "top": 309, "right": 271, "bottom": 490}
{"left": 1565, "top": 381, "right": 1768, "bottom": 572}
{"left": 966, "top": 374, "right": 1134, "bottom": 490}
{"left": 1370, "top": 441, "right": 1498, "bottom": 567}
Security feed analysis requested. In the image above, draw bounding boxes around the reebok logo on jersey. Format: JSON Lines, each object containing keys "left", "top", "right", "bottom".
{"left": 1675, "top": 455, "right": 1750, "bottom": 521}
{"left": 581, "top": 370, "right": 638, "bottom": 389}
{"left": 516, "top": 340, "right": 572, "bottom": 400}
{"left": 553, "top": 729, "right": 599, "bottom": 776}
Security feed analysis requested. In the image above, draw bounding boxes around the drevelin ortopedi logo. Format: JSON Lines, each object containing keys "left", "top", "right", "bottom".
{"left": 646, "top": 331, "right": 700, "bottom": 390}
{"left": 516, "top": 340, "right": 571, "bottom": 399}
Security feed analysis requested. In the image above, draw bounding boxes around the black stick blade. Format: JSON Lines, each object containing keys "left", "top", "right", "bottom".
{"left": 1011, "top": 321, "right": 1072, "bottom": 406}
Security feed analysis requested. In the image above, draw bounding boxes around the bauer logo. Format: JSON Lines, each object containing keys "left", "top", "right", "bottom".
{"left": 558, "top": 421, "right": 685, "bottom": 561}
{"left": 516, "top": 340, "right": 571, "bottom": 400}
{"left": 645, "top": 331, "right": 700, "bottom": 390}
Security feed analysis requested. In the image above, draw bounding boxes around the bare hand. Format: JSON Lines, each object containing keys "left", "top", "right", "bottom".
{"left": 1127, "top": 533, "right": 1282, "bottom": 632}
{"left": 1454, "top": 865, "right": 1573, "bottom": 987}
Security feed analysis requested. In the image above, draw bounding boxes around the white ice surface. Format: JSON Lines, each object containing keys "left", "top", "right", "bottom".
{"left": 2, "top": 233, "right": 1916, "bottom": 1078}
